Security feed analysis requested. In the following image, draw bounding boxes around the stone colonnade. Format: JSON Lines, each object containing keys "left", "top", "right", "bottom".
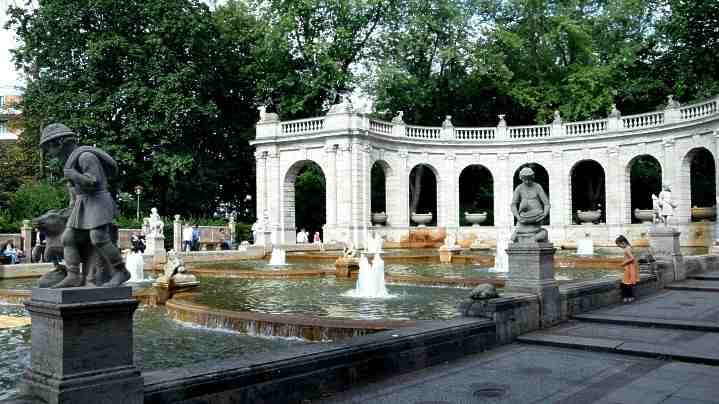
{"left": 251, "top": 98, "right": 719, "bottom": 248}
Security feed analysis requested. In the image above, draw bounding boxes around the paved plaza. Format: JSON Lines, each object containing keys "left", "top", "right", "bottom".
{"left": 318, "top": 270, "right": 719, "bottom": 404}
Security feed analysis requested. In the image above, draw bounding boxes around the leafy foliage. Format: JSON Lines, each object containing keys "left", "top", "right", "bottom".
{"left": 0, "top": 182, "right": 68, "bottom": 232}
{"left": 294, "top": 163, "right": 326, "bottom": 234}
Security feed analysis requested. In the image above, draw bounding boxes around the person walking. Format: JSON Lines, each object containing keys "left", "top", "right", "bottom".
{"left": 182, "top": 225, "right": 193, "bottom": 252}
{"left": 615, "top": 235, "right": 638, "bottom": 303}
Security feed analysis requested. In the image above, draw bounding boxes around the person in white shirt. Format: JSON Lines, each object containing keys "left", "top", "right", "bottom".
{"left": 182, "top": 225, "right": 193, "bottom": 252}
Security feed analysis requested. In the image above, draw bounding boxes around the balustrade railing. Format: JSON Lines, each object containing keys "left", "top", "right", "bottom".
{"left": 509, "top": 125, "right": 550, "bottom": 139}
{"left": 261, "top": 95, "right": 719, "bottom": 142}
{"left": 454, "top": 127, "right": 495, "bottom": 140}
{"left": 281, "top": 117, "right": 324, "bottom": 135}
{"left": 565, "top": 119, "right": 608, "bottom": 136}
{"left": 680, "top": 99, "right": 718, "bottom": 120}
{"left": 369, "top": 119, "right": 392, "bottom": 135}
{"left": 621, "top": 111, "right": 664, "bottom": 129}
{"left": 406, "top": 125, "right": 441, "bottom": 139}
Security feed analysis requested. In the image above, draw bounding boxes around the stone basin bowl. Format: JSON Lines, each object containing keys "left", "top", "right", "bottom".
{"left": 634, "top": 209, "right": 654, "bottom": 224}
{"left": 464, "top": 212, "right": 488, "bottom": 226}
{"left": 576, "top": 209, "right": 601, "bottom": 224}
{"left": 691, "top": 207, "right": 716, "bottom": 221}
{"left": 371, "top": 212, "right": 388, "bottom": 225}
{"left": 411, "top": 213, "right": 433, "bottom": 227}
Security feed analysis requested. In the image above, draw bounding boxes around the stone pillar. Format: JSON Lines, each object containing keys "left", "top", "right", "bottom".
{"left": 649, "top": 226, "right": 685, "bottom": 282}
{"left": 443, "top": 152, "right": 458, "bottom": 229}
{"left": 268, "top": 149, "right": 281, "bottom": 244}
{"left": 20, "top": 287, "right": 143, "bottom": 404}
{"left": 21, "top": 219, "right": 32, "bottom": 257}
{"left": 173, "top": 214, "right": 182, "bottom": 253}
{"left": 605, "top": 146, "right": 624, "bottom": 232}
{"left": 398, "top": 149, "right": 410, "bottom": 228}
{"left": 324, "top": 143, "right": 338, "bottom": 239}
{"left": 506, "top": 242, "right": 560, "bottom": 327}
{"left": 254, "top": 150, "right": 268, "bottom": 227}
{"left": 550, "top": 151, "right": 565, "bottom": 229}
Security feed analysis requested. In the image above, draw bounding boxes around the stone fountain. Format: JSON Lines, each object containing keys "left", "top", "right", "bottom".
{"left": 345, "top": 253, "right": 390, "bottom": 298}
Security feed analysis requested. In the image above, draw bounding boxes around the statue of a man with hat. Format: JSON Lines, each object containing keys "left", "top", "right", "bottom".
{"left": 39, "top": 123, "right": 131, "bottom": 287}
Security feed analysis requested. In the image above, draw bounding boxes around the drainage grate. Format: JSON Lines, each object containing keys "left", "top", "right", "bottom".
{"left": 471, "top": 383, "right": 509, "bottom": 399}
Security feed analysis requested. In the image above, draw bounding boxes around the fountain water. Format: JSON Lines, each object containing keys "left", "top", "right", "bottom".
{"left": 126, "top": 251, "right": 145, "bottom": 282}
{"left": 346, "top": 254, "right": 391, "bottom": 298}
{"left": 268, "top": 248, "right": 287, "bottom": 266}
{"left": 487, "top": 232, "right": 509, "bottom": 273}
{"left": 366, "top": 233, "right": 384, "bottom": 254}
{"left": 576, "top": 233, "right": 594, "bottom": 256}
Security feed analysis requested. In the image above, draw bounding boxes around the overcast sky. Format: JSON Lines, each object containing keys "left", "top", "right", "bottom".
{"left": 0, "top": 0, "right": 22, "bottom": 94}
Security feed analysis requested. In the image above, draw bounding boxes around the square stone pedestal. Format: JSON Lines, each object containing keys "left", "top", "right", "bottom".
{"left": 649, "top": 226, "right": 685, "bottom": 282}
{"left": 505, "top": 242, "right": 560, "bottom": 327}
{"left": 20, "top": 287, "right": 143, "bottom": 404}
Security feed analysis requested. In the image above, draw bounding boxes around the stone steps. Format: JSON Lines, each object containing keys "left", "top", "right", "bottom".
{"left": 571, "top": 313, "right": 719, "bottom": 332}
{"left": 665, "top": 279, "right": 719, "bottom": 292}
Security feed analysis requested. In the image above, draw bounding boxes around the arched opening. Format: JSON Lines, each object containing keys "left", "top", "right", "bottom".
{"left": 284, "top": 160, "right": 326, "bottom": 240}
{"left": 459, "top": 165, "right": 494, "bottom": 226}
{"left": 409, "top": 164, "right": 438, "bottom": 226}
{"left": 686, "top": 147, "right": 716, "bottom": 221}
{"left": 570, "top": 160, "right": 606, "bottom": 224}
{"left": 371, "top": 161, "right": 390, "bottom": 214}
{"left": 513, "top": 163, "right": 550, "bottom": 225}
{"left": 628, "top": 155, "right": 662, "bottom": 223}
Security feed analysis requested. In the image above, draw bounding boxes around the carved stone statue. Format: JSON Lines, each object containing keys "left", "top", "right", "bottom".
{"left": 37, "top": 123, "right": 130, "bottom": 288}
{"left": 653, "top": 184, "right": 677, "bottom": 227}
{"left": 510, "top": 167, "right": 550, "bottom": 243}
{"left": 148, "top": 207, "right": 164, "bottom": 237}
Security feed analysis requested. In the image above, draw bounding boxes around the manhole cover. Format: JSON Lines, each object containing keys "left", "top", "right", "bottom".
{"left": 518, "top": 366, "right": 550, "bottom": 375}
{"left": 470, "top": 383, "right": 509, "bottom": 399}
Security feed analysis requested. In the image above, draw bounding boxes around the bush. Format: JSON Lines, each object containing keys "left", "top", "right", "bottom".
{"left": 0, "top": 182, "right": 68, "bottom": 232}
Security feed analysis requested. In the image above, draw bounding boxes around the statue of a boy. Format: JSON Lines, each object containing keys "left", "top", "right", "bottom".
{"left": 510, "top": 167, "right": 550, "bottom": 243}
{"left": 40, "top": 123, "right": 130, "bottom": 287}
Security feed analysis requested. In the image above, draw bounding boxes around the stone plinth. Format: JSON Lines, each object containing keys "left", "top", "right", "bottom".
{"left": 505, "top": 242, "right": 560, "bottom": 327}
{"left": 149, "top": 235, "right": 167, "bottom": 269}
{"left": 20, "top": 287, "right": 143, "bottom": 404}
{"left": 438, "top": 246, "right": 461, "bottom": 263}
{"left": 649, "top": 227, "right": 685, "bottom": 282}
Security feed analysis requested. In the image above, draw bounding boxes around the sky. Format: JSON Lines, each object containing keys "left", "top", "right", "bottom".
{"left": 0, "top": 0, "right": 23, "bottom": 95}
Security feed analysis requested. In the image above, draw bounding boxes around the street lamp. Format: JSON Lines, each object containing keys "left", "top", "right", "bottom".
{"left": 134, "top": 186, "right": 143, "bottom": 221}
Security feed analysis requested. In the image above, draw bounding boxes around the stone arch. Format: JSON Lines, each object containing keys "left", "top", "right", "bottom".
{"left": 458, "top": 164, "right": 494, "bottom": 226}
{"left": 409, "top": 163, "right": 440, "bottom": 226}
{"left": 569, "top": 159, "right": 606, "bottom": 224}
{"left": 282, "top": 159, "right": 326, "bottom": 242}
{"left": 371, "top": 159, "right": 393, "bottom": 217}
{"left": 513, "top": 162, "right": 550, "bottom": 225}
{"left": 626, "top": 154, "right": 662, "bottom": 224}
{"left": 678, "top": 147, "right": 716, "bottom": 223}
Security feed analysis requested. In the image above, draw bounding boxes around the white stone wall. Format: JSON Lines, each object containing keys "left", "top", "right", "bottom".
{"left": 252, "top": 102, "right": 719, "bottom": 248}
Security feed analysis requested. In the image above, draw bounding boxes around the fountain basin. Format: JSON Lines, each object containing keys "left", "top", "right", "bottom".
{"left": 464, "top": 212, "right": 488, "bottom": 226}
{"left": 371, "top": 212, "right": 388, "bottom": 225}
{"left": 576, "top": 209, "right": 601, "bottom": 224}
{"left": 634, "top": 209, "right": 654, "bottom": 223}
{"left": 411, "top": 213, "right": 433, "bottom": 227}
{"left": 692, "top": 206, "right": 716, "bottom": 221}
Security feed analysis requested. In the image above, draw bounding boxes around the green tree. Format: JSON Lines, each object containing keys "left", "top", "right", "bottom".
{"left": 6, "top": 0, "right": 260, "bottom": 218}
{"left": 294, "top": 163, "right": 326, "bottom": 234}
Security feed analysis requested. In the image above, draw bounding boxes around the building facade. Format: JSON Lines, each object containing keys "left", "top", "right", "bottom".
{"left": 251, "top": 97, "right": 719, "bottom": 248}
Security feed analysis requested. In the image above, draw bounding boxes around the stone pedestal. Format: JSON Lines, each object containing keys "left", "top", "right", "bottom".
{"left": 335, "top": 257, "right": 360, "bottom": 278}
{"left": 173, "top": 214, "right": 182, "bottom": 253}
{"left": 148, "top": 235, "right": 167, "bottom": 269}
{"left": 438, "top": 246, "right": 461, "bottom": 263}
{"left": 21, "top": 219, "right": 33, "bottom": 258}
{"left": 20, "top": 287, "right": 143, "bottom": 404}
{"left": 649, "top": 227, "right": 685, "bottom": 282}
{"left": 505, "top": 242, "right": 560, "bottom": 327}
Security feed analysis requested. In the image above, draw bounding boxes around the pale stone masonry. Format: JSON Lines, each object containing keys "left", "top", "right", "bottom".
{"left": 251, "top": 97, "right": 719, "bottom": 248}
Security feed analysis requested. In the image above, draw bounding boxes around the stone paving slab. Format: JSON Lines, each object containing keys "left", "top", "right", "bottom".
{"left": 666, "top": 280, "right": 719, "bottom": 292}
{"left": 574, "top": 290, "right": 719, "bottom": 323}
{"left": 317, "top": 345, "right": 719, "bottom": 404}
{"left": 572, "top": 313, "right": 719, "bottom": 332}
{"left": 517, "top": 322, "right": 719, "bottom": 364}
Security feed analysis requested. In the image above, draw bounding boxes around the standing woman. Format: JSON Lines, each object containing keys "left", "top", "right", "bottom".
{"left": 615, "top": 235, "right": 638, "bottom": 303}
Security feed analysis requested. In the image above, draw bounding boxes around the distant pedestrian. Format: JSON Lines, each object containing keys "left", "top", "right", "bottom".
{"left": 615, "top": 235, "right": 638, "bottom": 303}
{"left": 182, "top": 225, "right": 193, "bottom": 252}
{"left": 313, "top": 231, "right": 321, "bottom": 244}
{"left": 3, "top": 240, "right": 18, "bottom": 264}
{"left": 191, "top": 224, "right": 201, "bottom": 251}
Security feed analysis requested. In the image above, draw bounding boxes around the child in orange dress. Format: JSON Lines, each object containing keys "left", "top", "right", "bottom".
{"left": 615, "top": 235, "right": 638, "bottom": 303}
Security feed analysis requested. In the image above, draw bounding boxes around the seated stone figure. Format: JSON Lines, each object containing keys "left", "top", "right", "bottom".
{"left": 510, "top": 167, "right": 550, "bottom": 243}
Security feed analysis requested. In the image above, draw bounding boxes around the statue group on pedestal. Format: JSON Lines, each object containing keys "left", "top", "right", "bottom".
{"left": 36, "top": 123, "right": 131, "bottom": 288}
{"left": 652, "top": 184, "right": 676, "bottom": 227}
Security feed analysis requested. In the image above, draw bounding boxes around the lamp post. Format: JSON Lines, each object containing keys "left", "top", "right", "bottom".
{"left": 134, "top": 186, "right": 143, "bottom": 221}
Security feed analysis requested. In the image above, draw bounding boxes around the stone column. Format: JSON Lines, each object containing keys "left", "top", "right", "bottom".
{"left": 324, "top": 143, "right": 338, "bottom": 240}
{"left": 398, "top": 149, "right": 410, "bottom": 228}
{"left": 268, "top": 149, "right": 281, "bottom": 244}
{"left": 338, "top": 143, "right": 353, "bottom": 238}
{"left": 254, "top": 150, "right": 268, "bottom": 226}
{"left": 173, "top": 214, "right": 182, "bottom": 252}
{"left": 550, "top": 151, "right": 566, "bottom": 238}
{"left": 21, "top": 219, "right": 32, "bottom": 258}
{"left": 604, "top": 146, "right": 624, "bottom": 232}
{"left": 506, "top": 241, "right": 560, "bottom": 327}
{"left": 663, "top": 138, "right": 686, "bottom": 225}
{"left": 443, "top": 152, "right": 459, "bottom": 230}
{"left": 20, "top": 287, "right": 143, "bottom": 404}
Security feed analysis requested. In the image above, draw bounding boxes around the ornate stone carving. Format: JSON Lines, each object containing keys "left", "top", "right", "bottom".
{"left": 510, "top": 167, "right": 550, "bottom": 243}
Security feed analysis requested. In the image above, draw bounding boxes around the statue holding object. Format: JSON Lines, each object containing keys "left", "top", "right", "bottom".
{"left": 37, "top": 123, "right": 130, "bottom": 288}
{"left": 652, "top": 184, "right": 677, "bottom": 227}
{"left": 510, "top": 167, "right": 550, "bottom": 243}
